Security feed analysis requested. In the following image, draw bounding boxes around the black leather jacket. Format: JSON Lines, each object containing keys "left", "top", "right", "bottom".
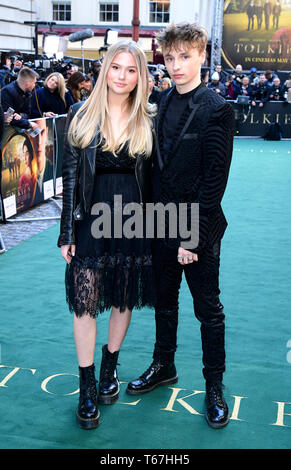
{"left": 57, "top": 102, "right": 153, "bottom": 247}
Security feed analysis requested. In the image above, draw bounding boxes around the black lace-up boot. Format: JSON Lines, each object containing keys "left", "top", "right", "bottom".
{"left": 205, "top": 380, "right": 229, "bottom": 428}
{"left": 98, "top": 344, "right": 120, "bottom": 405}
{"left": 76, "top": 364, "right": 100, "bottom": 429}
{"left": 126, "top": 360, "right": 178, "bottom": 395}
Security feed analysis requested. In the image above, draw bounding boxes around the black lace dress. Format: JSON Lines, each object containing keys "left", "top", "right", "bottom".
{"left": 65, "top": 144, "right": 155, "bottom": 317}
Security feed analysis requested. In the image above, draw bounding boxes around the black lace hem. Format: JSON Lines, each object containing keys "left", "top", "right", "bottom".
{"left": 65, "top": 253, "right": 155, "bottom": 317}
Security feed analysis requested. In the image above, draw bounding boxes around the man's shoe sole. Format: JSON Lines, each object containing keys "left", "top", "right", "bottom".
{"left": 126, "top": 375, "right": 178, "bottom": 395}
{"left": 76, "top": 409, "right": 100, "bottom": 429}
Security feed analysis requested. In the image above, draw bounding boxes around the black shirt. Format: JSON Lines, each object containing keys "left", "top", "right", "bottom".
{"left": 162, "top": 83, "right": 203, "bottom": 161}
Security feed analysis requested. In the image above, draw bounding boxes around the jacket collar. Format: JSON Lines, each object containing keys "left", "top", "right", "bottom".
{"left": 155, "top": 83, "right": 207, "bottom": 171}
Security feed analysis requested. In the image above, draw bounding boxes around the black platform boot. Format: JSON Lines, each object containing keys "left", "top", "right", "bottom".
{"left": 98, "top": 344, "right": 120, "bottom": 405}
{"left": 205, "top": 381, "right": 229, "bottom": 429}
{"left": 76, "top": 364, "right": 100, "bottom": 430}
{"left": 126, "top": 360, "right": 178, "bottom": 395}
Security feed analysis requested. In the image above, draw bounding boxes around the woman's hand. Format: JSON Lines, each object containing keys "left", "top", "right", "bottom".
{"left": 61, "top": 244, "right": 76, "bottom": 263}
{"left": 44, "top": 112, "right": 56, "bottom": 118}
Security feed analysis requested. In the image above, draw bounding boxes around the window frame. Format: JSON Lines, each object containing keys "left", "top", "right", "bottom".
{"left": 148, "top": 0, "right": 170, "bottom": 25}
{"left": 52, "top": 1, "right": 72, "bottom": 22}
{"left": 99, "top": 1, "right": 119, "bottom": 23}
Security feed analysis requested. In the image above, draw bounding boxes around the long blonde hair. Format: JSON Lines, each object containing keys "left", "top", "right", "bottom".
{"left": 68, "top": 40, "right": 154, "bottom": 157}
{"left": 44, "top": 72, "right": 66, "bottom": 104}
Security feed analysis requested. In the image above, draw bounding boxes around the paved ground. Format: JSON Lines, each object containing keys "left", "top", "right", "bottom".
{"left": 0, "top": 197, "right": 62, "bottom": 253}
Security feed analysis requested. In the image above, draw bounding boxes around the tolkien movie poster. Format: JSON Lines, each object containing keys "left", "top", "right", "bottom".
{"left": 54, "top": 116, "right": 66, "bottom": 196}
{"left": 222, "top": 0, "right": 291, "bottom": 70}
{"left": 0, "top": 118, "right": 54, "bottom": 219}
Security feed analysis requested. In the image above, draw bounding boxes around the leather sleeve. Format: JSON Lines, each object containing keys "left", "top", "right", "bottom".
{"left": 57, "top": 107, "right": 80, "bottom": 247}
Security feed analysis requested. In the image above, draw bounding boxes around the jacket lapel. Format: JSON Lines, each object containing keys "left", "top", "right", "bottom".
{"left": 158, "top": 84, "right": 208, "bottom": 170}
{"left": 155, "top": 87, "right": 175, "bottom": 171}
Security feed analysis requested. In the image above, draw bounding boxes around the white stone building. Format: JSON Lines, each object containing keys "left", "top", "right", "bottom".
{"left": 0, "top": 1, "right": 215, "bottom": 60}
{"left": 0, "top": 0, "right": 36, "bottom": 53}
{"left": 34, "top": 0, "right": 214, "bottom": 60}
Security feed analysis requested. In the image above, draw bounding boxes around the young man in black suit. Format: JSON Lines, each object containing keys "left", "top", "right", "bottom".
{"left": 127, "top": 22, "right": 234, "bottom": 429}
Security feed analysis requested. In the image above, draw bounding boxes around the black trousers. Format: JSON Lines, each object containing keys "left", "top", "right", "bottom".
{"left": 152, "top": 239, "right": 225, "bottom": 383}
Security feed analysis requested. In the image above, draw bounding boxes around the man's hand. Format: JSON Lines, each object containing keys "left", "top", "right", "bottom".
{"left": 12, "top": 113, "right": 22, "bottom": 121}
{"left": 30, "top": 121, "right": 39, "bottom": 130}
{"left": 61, "top": 244, "right": 76, "bottom": 264}
{"left": 177, "top": 247, "right": 198, "bottom": 265}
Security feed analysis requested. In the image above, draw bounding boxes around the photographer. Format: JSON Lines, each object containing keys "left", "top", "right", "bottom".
{"left": 1, "top": 67, "right": 40, "bottom": 130}
{"left": 208, "top": 71, "right": 226, "bottom": 98}
{"left": 225, "top": 74, "right": 240, "bottom": 100}
{"left": 267, "top": 77, "right": 286, "bottom": 102}
{"left": 239, "top": 76, "right": 253, "bottom": 100}
{"left": 232, "top": 64, "right": 246, "bottom": 86}
{"left": 251, "top": 73, "right": 269, "bottom": 107}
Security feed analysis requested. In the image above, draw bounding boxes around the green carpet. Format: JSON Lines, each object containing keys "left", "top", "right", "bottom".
{"left": 0, "top": 139, "right": 291, "bottom": 449}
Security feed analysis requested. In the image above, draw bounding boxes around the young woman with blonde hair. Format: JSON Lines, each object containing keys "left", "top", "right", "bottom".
{"left": 31, "top": 72, "right": 73, "bottom": 118}
{"left": 58, "top": 40, "right": 155, "bottom": 429}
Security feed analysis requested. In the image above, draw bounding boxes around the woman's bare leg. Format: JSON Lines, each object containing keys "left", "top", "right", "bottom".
{"left": 107, "top": 306, "right": 132, "bottom": 352}
{"left": 73, "top": 313, "right": 97, "bottom": 367}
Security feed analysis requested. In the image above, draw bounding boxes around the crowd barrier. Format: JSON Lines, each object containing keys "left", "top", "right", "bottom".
{"left": 0, "top": 116, "right": 66, "bottom": 221}
{"left": 1, "top": 101, "right": 290, "bottom": 221}
{"left": 229, "top": 100, "right": 291, "bottom": 138}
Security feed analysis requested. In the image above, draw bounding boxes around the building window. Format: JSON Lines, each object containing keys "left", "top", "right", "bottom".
{"left": 99, "top": 2, "right": 119, "bottom": 22}
{"left": 149, "top": 0, "right": 170, "bottom": 23}
{"left": 53, "top": 2, "right": 71, "bottom": 21}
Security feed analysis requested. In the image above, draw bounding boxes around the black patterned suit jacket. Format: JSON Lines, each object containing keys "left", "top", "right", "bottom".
{"left": 153, "top": 83, "right": 235, "bottom": 254}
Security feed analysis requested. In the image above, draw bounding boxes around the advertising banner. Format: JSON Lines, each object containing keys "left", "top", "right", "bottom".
{"left": 222, "top": 0, "right": 291, "bottom": 71}
{"left": 0, "top": 118, "right": 54, "bottom": 219}
{"left": 54, "top": 116, "right": 66, "bottom": 197}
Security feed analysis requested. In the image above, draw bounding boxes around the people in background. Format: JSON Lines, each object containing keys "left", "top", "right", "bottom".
{"left": 66, "top": 72, "right": 86, "bottom": 103}
{"left": 232, "top": 64, "right": 245, "bottom": 86}
{"left": 31, "top": 72, "right": 74, "bottom": 118}
{"left": 239, "top": 76, "right": 253, "bottom": 98}
{"left": 249, "top": 67, "right": 259, "bottom": 86}
{"left": 225, "top": 74, "right": 240, "bottom": 100}
{"left": 89, "top": 60, "right": 101, "bottom": 87}
{"left": 80, "top": 74, "right": 93, "bottom": 100}
{"left": 267, "top": 77, "right": 286, "bottom": 102}
{"left": 251, "top": 74, "right": 269, "bottom": 107}
{"left": 148, "top": 74, "right": 161, "bottom": 104}
{"left": 1, "top": 67, "right": 40, "bottom": 131}
{"left": 208, "top": 71, "right": 226, "bottom": 97}
{"left": 160, "top": 77, "right": 172, "bottom": 90}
